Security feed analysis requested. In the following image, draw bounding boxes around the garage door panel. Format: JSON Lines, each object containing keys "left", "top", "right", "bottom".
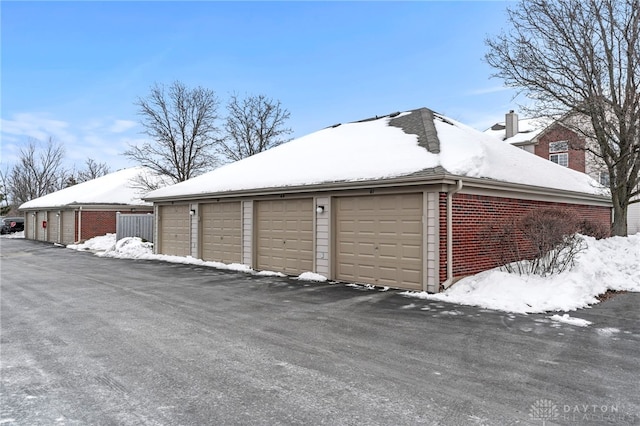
{"left": 402, "top": 245, "right": 422, "bottom": 259}
{"left": 336, "top": 194, "right": 423, "bottom": 290}
{"left": 256, "top": 199, "right": 313, "bottom": 275}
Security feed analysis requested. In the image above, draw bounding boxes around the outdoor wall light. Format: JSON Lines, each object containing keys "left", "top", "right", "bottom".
{"left": 316, "top": 205, "right": 325, "bottom": 214}
{"left": 190, "top": 209, "right": 196, "bottom": 216}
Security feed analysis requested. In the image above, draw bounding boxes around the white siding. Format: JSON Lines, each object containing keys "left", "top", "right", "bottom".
{"left": 629, "top": 201, "right": 640, "bottom": 235}
{"left": 242, "top": 200, "right": 253, "bottom": 266}
{"left": 424, "top": 191, "right": 439, "bottom": 293}
{"left": 314, "top": 196, "right": 330, "bottom": 277}
{"left": 190, "top": 203, "right": 199, "bottom": 258}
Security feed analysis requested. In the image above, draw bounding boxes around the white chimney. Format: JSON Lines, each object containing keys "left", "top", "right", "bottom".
{"left": 505, "top": 110, "right": 519, "bottom": 139}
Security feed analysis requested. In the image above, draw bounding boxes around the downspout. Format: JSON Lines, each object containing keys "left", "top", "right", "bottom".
{"left": 442, "top": 179, "right": 463, "bottom": 289}
{"left": 77, "top": 206, "right": 82, "bottom": 243}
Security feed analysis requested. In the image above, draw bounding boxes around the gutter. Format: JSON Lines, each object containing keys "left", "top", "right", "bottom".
{"left": 442, "top": 179, "right": 463, "bottom": 289}
{"left": 143, "top": 174, "right": 610, "bottom": 206}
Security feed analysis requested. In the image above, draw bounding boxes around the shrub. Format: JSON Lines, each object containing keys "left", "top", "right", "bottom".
{"left": 577, "top": 219, "right": 610, "bottom": 239}
{"left": 489, "top": 208, "right": 587, "bottom": 276}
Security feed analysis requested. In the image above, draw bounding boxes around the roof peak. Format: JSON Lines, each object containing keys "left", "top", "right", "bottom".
{"left": 389, "top": 108, "right": 441, "bottom": 154}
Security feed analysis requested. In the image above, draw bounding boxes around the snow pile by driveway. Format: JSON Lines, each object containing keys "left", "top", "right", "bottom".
{"left": 403, "top": 234, "right": 640, "bottom": 313}
{"left": 65, "top": 232, "right": 640, "bottom": 314}
{"left": 67, "top": 233, "right": 119, "bottom": 251}
{"left": 88, "top": 236, "right": 270, "bottom": 275}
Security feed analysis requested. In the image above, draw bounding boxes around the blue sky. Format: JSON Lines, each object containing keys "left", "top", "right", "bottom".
{"left": 1, "top": 1, "right": 522, "bottom": 172}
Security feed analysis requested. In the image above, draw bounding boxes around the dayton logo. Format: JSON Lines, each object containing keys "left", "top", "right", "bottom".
{"left": 529, "top": 399, "right": 559, "bottom": 425}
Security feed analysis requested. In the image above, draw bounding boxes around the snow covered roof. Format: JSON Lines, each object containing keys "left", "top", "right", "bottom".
{"left": 145, "top": 108, "right": 609, "bottom": 201}
{"left": 484, "top": 117, "right": 551, "bottom": 145}
{"left": 20, "top": 167, "right": 157, "bottom": 209}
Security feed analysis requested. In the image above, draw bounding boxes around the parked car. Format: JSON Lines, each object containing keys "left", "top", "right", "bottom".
{"left": 0, "top": 217, "right": 25, "bottom": 234}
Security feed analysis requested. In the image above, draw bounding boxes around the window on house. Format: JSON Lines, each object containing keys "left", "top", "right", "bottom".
{"left": 599, "top": 172, "right": 610, "bottom": 186}
{"left": 549, "top": 141, "right": 569, "bottom": 152}
{"left": 550, "top": 153, "right": 568, "bottom": 167}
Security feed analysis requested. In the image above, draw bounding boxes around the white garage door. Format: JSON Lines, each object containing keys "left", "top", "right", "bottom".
{"left": 36, "top": 211, "right": 46, "bottom": 241}
{"left": 46, "top": 211, "right": 59, "bottom": 243}
{"left": 256, "top": 199, "right": 313, "bottom": 275}
{"left": 201, "top": 202, "right": 242, "bottom": 264}
{"left": 61, "top": 210, "right": 76, "bottom": 244}
{"left": 159, "top": 205, "right": 191, "bottom": 257}
{"left": 335, "top": 193, "right": 423, "bottom": 290}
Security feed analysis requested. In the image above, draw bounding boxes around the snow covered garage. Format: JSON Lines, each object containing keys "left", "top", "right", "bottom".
{"left": 19, "top": 167, "right": 155, "bottom": 245}
{"left": 145, "top": 108, "right": 612, "bottom": 293}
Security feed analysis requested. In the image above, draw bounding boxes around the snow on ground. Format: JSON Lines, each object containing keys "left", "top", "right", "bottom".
{"left": 549, "top": 314, "right": 592, "bottom": 327}
{"left": 64, "top": 235, "right": 329, "bottom": 280}
{"left": 10, "top": 231, "right": 638, "bottom": 315}
{"left": 403, "top": 234, "right": 640, "bottom": 314}
{"left": 67, "top": 233, "right": 118, "bottom": 251}
{"left": 2, "top": 231, "right": 25, "bottom": 239}
{"left": 296, "top": 272, "right": 328, "bottom": 282}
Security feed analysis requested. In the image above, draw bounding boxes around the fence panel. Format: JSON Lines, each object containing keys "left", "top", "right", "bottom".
{"left": 116, "top": 213, "right": 155, "bottom": 243}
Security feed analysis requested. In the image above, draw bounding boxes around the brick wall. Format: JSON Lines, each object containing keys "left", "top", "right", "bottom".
{"left": 535, "top": 124, "right": 586, "bottom": 173}
{"left": 79, "top": 211, "right": 117, "bottom": 241}
{"left": 439, "top": 192, "right": 611, "bottom": 286}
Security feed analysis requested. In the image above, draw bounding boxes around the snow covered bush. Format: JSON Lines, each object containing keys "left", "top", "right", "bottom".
{"left": 488, "top": 208, "right": 594, "bottom": 276}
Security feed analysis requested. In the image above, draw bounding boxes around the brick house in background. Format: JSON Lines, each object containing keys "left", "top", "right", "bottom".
{"left": 486, "top": 111, "right": 639, "bottom": 234}
{"left": 19, "top": 167, "right": 156, "bottom": 244}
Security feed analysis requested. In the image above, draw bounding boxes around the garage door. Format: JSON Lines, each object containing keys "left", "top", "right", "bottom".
{"left": 256, "top": 199, "right": 313, "bottom": 274}
{"left": 36, "top": 211, "right": 46, "bottom": 241}
{"left": 201, "top": 202, "right": 241, "bottom": 264}
{"left": 335, "top": 193, "right": 423, "bottom": 290}
{"left": 159, "top": 205, "right": 191, "bottom": 257}
{"left": 61, "top": 210, "right": 76, "bottom": 244}
{"left": 46, "top": 211, "right": 59, "bottom": 243}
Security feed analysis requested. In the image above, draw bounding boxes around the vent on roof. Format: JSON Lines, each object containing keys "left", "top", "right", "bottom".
{"left": 330, "top": 123, "right": 341, "bottom": 128}
{"left": 389, "top": 111, "right": 401, "bottom": 118}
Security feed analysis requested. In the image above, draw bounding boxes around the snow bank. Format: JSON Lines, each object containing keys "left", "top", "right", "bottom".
{"left": 296, "top": 272, "right": 328, "bottom": 282}
{"left": 402, "top": 234, "right": 640, "bottom": 314}
{"left": 67, "top": 233, "right": 117, "bottom": 251}
{"left": 72, "top": 234, "right": 320, "bottom": 280}
{"left": 2, "top": 231, "right": 25, "bottom": 239}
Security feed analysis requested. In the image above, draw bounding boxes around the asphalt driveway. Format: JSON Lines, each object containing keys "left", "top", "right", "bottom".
{"left": 1, "top": 238, "right": 639, "bottom": 425}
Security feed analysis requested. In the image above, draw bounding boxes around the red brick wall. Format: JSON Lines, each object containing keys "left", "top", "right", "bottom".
{"left": 79, "top": 211, "right": 117, "bottom": 241}
{"left": 439, "top": 193, "right": 611, "bottom": 286}
{"left": 534, "top": 124, "right": 586, "bottom": 173}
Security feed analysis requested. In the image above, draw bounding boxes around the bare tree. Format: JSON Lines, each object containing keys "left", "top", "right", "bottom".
{"left": 8, "top": 137, "right": 68, "bottom": 206}
{"left": 218, "top": 93, "right": 292, "bottom": 163}
{"left": 125, "top": 81, "right": 221, "bottom": 187}
{"left": 76, "top": 158, "right": 111, "bottom": 183}
{"left": 485, "top": 0, "right": 640, "bottom": 236}
{"left": 0, "top": 167, "right": 12, "bottom": 216}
